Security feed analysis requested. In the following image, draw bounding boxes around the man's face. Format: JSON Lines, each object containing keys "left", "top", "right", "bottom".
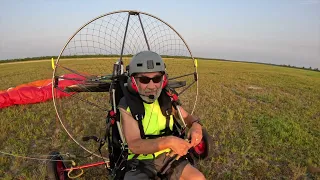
{"left": 134, "top": 72, "right": 163, "bottom": 102}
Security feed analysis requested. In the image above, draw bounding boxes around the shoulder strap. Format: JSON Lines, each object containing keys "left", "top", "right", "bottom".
{"left": 158, "top": 89, "right": 172, "bottom": 117}
{"left": 119, "top": 75, "right": 145, "bottom": 139}
{"left": 137, "top": 120, "right": 145, "bottom": 139}
{"left": 158, "top": 89, "right": 174, "bottom": 136}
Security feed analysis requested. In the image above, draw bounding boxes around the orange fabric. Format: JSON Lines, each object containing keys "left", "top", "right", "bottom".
{"left": 0, "top": 79, "right": 52, "bottom": 93}
{"left": 15, "top": 79, "right": 52, "bottom": 88}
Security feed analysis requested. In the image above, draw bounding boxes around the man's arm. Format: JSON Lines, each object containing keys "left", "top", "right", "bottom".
{"left": 119, "top": 107, "right": 172, "bottom": 155}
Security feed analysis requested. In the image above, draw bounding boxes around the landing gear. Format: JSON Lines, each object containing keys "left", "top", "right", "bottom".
{"left": 47, "top": 151, "right": 68, "bottom": 180}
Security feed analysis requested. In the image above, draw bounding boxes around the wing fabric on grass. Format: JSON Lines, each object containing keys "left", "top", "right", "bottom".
{"left": 0, "top": 73, "right": 85, "bottom": 109}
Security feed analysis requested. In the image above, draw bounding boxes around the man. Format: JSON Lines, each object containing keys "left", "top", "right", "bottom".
{"left": 119, "top": 51, "right": 206, "bottom": 180}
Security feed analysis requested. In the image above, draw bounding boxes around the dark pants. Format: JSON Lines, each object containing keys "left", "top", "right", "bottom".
{"left": 124, "top": 153, "right": 189, "bottom": 180}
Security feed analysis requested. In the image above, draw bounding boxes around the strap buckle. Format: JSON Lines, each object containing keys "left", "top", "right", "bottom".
{"left": 130, "top": 166, "right": 137, "bottom": 172}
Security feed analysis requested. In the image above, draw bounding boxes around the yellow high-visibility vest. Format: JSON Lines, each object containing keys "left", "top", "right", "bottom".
{"left": 123, "top": 99, "right": 174, "bottom": 160}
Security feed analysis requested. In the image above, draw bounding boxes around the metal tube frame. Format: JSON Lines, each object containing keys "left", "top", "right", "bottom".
{"left": 64, "top": 161, "right": 108, "bottom": 171}
{"left": 52, "top": 9, "right": 198, "bottom": 159}
{"left": 138, "top": 13, "right": 150, "bottom": 51}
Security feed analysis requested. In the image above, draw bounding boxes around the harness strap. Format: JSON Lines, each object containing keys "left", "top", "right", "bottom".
{"left": 131, "top": 154, "right": 140, "bottom": 160}
{"left": 126, "top": 156, "right": 187, "bottom": 180}
{"left": 159, "top": 114, "right": 173, "bottom": 136}
{"left": 119, "top": 75, "right": 146, "bottom": 139}
{"left": 137, "top": 119, "right": 146, "bottom": 139}
{"left": 120, "top": 81, "right": 181, "bottom": 161}
{"left": 158, "top": 155, "right": 188, "bottom": 179}
{"left": 126, "top": 159, "right": 158, "bottom": 178}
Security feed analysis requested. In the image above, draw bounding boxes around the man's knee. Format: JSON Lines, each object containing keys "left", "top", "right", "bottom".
{"left": 193, "top": 172, "right": 206, "bottom": 180}
{"left": 180, "top": 164, "right": 206, "bottom": 180}
{"left": 186, "top": 169, "right": 206, "bottom": 180}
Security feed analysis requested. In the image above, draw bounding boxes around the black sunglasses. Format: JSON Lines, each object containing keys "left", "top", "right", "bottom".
{"left": 135, "top": 75, "right": 163, "bottom": 84}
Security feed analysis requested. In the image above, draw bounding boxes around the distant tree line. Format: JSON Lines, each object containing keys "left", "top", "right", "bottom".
{"left": 197, "top": 57, "right": 320, "bottom": 72}
{"left": 0, "top": 54, "right": 130, "bottom": 63}
{"left": 280, "top": 64, "right": 319, "bottom": 72}
{"left": 0, "top": 54, "right": 319, "bottom": 72}
{"left": 0, "top": 54, "right": 191, "bottom": 64}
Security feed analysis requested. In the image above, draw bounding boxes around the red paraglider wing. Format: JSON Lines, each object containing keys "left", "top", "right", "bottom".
{"left": 0, "top": 74, "right": 86, "bottom": 109}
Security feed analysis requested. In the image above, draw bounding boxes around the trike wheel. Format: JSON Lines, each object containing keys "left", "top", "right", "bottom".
{"left": 47, "top": 151, "right": 68, "bottom": 180}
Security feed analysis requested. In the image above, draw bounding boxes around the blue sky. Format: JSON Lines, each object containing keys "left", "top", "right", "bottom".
{"left": 0, "top": 0, "right": 319, "bottom": 68}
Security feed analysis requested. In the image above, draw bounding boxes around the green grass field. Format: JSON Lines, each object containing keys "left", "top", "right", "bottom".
{"left": 0, "top": 58, "right": 319, "bottom": 179}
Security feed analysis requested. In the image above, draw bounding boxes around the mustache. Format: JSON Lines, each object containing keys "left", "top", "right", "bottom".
{"left": 144, "top": 90, "right": 157, "bottom": 93}
{"left": 143, "top": 89, "right": 161, "bottom": 93}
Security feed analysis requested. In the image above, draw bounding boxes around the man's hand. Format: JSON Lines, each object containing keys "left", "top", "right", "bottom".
{"left": 171, "top": 106, "right": 203, "bottom": 147}
{"left": 166, "top": 136, "right": 192, "bottom": 158}
{"left": 187, "top": 122, "right": 203, "bottom": 147}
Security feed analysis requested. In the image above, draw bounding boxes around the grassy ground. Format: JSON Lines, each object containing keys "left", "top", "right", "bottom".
{"left": 0, "top": 58, "right": 319, "bottom": 179}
